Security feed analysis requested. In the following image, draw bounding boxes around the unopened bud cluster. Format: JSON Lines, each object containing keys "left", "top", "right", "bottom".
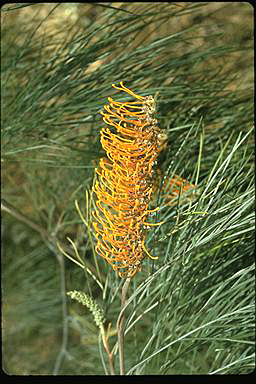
{"left": 67, "top": 290, "right": 105, "bottom": 328}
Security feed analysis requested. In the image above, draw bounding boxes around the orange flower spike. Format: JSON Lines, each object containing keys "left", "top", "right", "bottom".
{"left": 92, "top": 82, "right": 162, "bottom": 278}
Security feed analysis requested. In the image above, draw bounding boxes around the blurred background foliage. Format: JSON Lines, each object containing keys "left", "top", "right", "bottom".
{"left": 1, "top": 2, "right": 254, "bottom": 375}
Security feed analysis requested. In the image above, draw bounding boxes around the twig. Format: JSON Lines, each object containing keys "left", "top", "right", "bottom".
{"left": 1, "top": 198, "right": 49, "bottom": 241}
{"left": 100, "top": 325, "right": 115, "bottom": 375}
{"left": 2, "top": 198, "right": 103, "bottom": 284}
{"left": 53, "top": 251, "right": 69, "bottom": 375}
{"left": 117, "top": 277, "right": 131, "bottom": 375}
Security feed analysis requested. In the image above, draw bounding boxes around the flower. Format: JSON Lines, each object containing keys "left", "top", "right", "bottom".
{"left": 67, "top": 290, "right": 105, "bottom": 328}
{"left": 92, "top": 82, "right": 162, "bottom": 278}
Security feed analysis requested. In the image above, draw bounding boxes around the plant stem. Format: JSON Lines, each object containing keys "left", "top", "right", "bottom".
{"left": 53, "top": 252, "right": 69, "bottom": 375}
{"left": 117, "top": 277, "right": 131, "bottom": 375}
{"left": 1, "top": 198, "right": 49, "bottom": 241}
{"left": 100, "top": 325, "right": 115, "bottom": 375}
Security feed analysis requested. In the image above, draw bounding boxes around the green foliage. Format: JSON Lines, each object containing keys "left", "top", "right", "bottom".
{"left": 1, "top": 2, "right": 254, "bottom": 375}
